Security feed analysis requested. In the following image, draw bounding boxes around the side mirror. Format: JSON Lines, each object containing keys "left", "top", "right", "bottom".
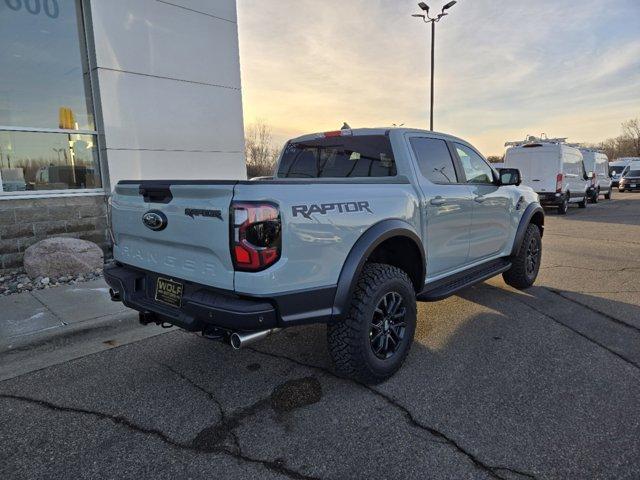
{"left": 498, "top": 168, "right": 521, "bottom": 186}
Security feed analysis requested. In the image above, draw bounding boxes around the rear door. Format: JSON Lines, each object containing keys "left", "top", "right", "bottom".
{"left": 406, "top": 134, "right": 473, "bottom": 278}
{"left": 505, "top": 148, "right": 532, "bottom": 186}
{"left": 507, "top": 146, "right": 562, "bottom": 193}
{"left": 110, "top": 181, "right": 237, "bottom": 290}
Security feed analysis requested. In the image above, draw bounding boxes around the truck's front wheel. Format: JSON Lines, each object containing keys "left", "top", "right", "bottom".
{"left": 327, "top": 263, "right": 417, "bottom": 385}
{"left": 503, "top": 223, "right": 542, "bottom": 289}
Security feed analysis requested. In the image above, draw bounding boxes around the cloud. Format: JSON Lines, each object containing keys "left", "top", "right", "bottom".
{"left": 238, "top": 0, "right": 640, "bottom": 155}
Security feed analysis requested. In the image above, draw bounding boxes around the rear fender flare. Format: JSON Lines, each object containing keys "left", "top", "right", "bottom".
{"left": 331, "top": 219, "right": 425, "bottom": 322}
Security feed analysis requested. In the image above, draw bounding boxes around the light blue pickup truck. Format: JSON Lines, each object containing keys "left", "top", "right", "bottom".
{"left": 105, "top": 128, "right": 544, "bottom": 383}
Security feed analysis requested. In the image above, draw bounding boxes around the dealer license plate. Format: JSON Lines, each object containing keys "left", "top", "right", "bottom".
{"left": 155, "top": 277, "right": 183, "bottom": 308}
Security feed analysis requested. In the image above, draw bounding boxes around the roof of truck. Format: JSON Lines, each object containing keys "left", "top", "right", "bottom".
{"left": 288, "top": 127, "right": 470, "bottom": 146}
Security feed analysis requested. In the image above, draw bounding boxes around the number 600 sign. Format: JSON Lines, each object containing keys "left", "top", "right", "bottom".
{"left": 5, "top": 0, "right": 60, "bottom": 19}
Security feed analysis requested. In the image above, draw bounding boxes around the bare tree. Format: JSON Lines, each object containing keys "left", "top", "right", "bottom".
{"left": 486, "top": 155, "right": 504, "bottom": 164}
{"left": 621, "top": 118, "right": 640, "bottom": 156}
{"left": 596, "top": 117, "right": 640, "bottom": 160}
{"left": 245, "top": 121, "right": 279, "bottom": 178}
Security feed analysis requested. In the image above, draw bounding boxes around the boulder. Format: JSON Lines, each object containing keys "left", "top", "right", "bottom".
{"left": 24, "top": 238, "right": 103, "bottom": 279}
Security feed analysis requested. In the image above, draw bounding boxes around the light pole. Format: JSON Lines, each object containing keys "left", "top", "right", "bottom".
{"left": 412, "top": 1, "right": 457, "bottom": 131}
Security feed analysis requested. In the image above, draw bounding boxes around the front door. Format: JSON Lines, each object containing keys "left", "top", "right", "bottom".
{"left": 454, "top": 143, "right": 513, "bottom": 262}
{"left": 406, "top": 135, "right": 474, "bottom": 279}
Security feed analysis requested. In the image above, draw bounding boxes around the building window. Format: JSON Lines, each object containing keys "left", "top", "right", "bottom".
{"left": 0, "top": 0, "right": 101, "bottom": 194}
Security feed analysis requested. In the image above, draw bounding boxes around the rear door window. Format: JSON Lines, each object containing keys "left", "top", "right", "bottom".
{"left": 410, "top": 137, "right": 458, "bottom": 183}
{"left": 277, "top": 135, "right": 396, "bottom": 178}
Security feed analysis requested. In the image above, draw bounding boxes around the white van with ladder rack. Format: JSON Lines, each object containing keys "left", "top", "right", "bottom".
{"left": 504, "top": 136, "right": 592, "bottom": 214}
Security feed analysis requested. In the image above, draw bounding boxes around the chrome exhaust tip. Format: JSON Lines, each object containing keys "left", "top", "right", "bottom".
{"left": 109, "top": 288, "right": 122, "bottom": 302}
{"left": 230, "top": 328, "right": 280, "bottom": 350}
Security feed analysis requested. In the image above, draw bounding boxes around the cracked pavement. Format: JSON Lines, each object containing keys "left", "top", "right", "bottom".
{"left": 1, "top": 193, "right": 640, "bottom": 480}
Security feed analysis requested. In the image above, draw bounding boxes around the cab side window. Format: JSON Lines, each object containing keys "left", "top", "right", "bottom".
{"left": 455, "top": 143, "right": 494, "bottom": 184}
{"left": 410, "top": 137, "right": 458, "bottom": 184}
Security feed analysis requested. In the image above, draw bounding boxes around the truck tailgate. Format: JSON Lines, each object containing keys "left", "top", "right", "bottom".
{"left": 110, "top": 181, "right": 236, "bottom": 290}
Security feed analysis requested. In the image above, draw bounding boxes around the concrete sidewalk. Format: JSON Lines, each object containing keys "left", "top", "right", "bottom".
{"left": 0, "top": 279, "right": 167, "bottom": 381}
{"left": 0, "top": 279, "right": 127, "bottom": 344}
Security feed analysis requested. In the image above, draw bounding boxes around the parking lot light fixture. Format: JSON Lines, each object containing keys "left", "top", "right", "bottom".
{"left": 412, "top": 1, "right": 458, "bottom": 131}
{"left": 442, "top": 1, "right": 457, "bottom": 12}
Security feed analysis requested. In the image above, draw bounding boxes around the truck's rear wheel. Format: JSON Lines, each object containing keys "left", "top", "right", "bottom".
{"left": 327, "top": 263, "right": 417, "bottom": 385}
{"left": 503, "top": 224, "right": 542, "bottom": 290}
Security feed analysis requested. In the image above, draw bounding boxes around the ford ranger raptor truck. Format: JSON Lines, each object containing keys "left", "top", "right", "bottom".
{"left": 105, "top": 128, "right": 544, "bottom": 384}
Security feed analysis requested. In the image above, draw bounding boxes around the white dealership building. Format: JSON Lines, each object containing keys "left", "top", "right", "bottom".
{"left": 0, "top": 0, "right": 246, "bottom": 270}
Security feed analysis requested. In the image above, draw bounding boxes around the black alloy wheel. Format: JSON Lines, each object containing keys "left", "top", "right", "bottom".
{"left": 525, "top": 235, "right": 541, "bottom": 278}
{"left": 370, "top": 292, "right": 407, "bottom": 360}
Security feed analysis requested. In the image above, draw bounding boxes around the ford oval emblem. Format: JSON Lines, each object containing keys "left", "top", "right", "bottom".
{"left": 142, "top": 210, "right": 168, "bottom": 231}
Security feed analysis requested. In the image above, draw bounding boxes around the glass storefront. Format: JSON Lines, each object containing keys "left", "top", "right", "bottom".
{"left": 0, "top": 0, "right": 101, "bottom": 194}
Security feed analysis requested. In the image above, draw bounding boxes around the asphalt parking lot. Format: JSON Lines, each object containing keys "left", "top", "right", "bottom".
{"left": 1, "top": 193, "right": 639, "bottom": 480}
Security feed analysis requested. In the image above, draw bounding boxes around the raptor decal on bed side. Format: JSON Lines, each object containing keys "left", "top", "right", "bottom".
{"left": 292, "top": 201, "right": 373, "bottom": 219}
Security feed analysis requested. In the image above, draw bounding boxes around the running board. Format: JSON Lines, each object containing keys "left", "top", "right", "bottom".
{"left": 418, "top": 259, "right": 512, "bottom": 302}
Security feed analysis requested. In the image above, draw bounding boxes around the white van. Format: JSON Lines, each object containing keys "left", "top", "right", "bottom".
{"left": 610, "top": 158, "right": 640, "bottom": 187}
{"left": 580, "top": 149, "right": 612, "bottom": 202}
{"left": 504, "top": 140, "right": 591, "bottom": 214}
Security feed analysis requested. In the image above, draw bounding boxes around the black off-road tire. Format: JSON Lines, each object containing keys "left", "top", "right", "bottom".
{"left": 578, "top": 195, "right": 587, "bottom": 208}
{"left": 327, "top": 263, "right": 417, "bottom": 385}
{"left": 503, "top": 224, "right": 542, "bottom": 290}
{"left": 557, "top": 196, "right": 569, "bottom": 215}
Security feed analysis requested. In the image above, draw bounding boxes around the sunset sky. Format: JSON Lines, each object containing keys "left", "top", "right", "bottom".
{"left": 237, "top": 0, "right": 640, "bottom": 156}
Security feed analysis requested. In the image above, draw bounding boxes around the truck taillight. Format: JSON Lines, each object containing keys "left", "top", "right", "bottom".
{"left": 556, "top": 173, "right": 563, "bottom": 193}
{"left": 231, "top": 202, "right": 281, "bottom": 272}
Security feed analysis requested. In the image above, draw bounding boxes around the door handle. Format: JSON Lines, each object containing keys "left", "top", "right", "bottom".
{"left": 430, "top": 197, "right": 446, "bottom": 206}
{"left": 474, "top": 196, "right": 487, "bottom": 203}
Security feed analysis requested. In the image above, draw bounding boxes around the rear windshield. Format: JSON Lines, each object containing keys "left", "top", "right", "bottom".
{"left": 277, "top": 135, "right": 396, "bottom": 178}
{"left": 625, "top": 170, "right": 640, "bottom": 177}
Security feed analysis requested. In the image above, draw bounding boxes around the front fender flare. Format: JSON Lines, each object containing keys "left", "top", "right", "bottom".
{"left": 331, "top": 219, "right": 425, "bottom": 322}
{"left": 511, "top": 203, "right": 544, "bottom": 257}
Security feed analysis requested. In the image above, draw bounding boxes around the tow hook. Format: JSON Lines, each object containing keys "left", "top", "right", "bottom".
{"left": 138, "top": 311, "right": 173, "bottom": 329}
{"left": 138, "top": 311, "right": 157, "bottom": 326}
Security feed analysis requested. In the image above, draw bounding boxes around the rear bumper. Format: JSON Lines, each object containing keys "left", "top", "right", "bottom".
{"left": 537, "top": 192, "right": 565, "bottom": 206}
{"left": 104, "top": 262, "right": 336, "bottom": 332}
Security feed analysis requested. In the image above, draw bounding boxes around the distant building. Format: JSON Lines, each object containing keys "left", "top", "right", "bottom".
{"left": 0, "top": 0, "right": 246, "bottom": 270}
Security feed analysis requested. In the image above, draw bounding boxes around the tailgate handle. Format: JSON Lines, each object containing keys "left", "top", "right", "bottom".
{"left": 139, "top": 183, "right": 173, "bottom": 204}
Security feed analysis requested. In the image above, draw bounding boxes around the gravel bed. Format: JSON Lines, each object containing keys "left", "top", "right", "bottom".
{"left": 0, "top": 268, "right": 104, "bottom": 297}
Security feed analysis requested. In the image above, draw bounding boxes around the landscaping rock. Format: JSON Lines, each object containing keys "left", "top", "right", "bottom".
{"left": 0, "top": 267, "right": 104, "bottom": 297}
{"left": 23, "top": 238, "right": 104, "bottom": 279}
